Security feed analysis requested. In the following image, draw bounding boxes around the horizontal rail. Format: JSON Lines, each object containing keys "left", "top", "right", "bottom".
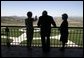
{"left": 1, "top": 26, "right": 83, "bottom": 28}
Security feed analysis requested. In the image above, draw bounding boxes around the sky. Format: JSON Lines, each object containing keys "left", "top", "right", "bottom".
{"left": 1, "top": 1, "right": 83, "bottom": 17}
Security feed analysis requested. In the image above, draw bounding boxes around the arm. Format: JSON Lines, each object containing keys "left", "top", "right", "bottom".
{"left": 34, "top": 16, "right": 38, "bottom": 21}
{"left": 51, "top": 17, "right": 56, "bottom": 27}
{"left": 37, "top": 17, "right": 41, "bottom": 27}
{"left": 33, "top": 16, "right": 38, "bottom": 21}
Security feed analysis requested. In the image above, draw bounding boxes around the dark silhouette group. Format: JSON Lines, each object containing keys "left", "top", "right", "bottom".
{"left": 25, "top": 10, "right": 68, "bottom": 52}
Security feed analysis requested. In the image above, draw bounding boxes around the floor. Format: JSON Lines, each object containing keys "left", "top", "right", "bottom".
{"left": 1, "top": 45, "right": 83, "bottom": 57}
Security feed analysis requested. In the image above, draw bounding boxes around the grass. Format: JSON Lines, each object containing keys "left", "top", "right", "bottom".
{"left": 1, "top": 27, "right": 83, "bottom": 47}
{"left": 1, "top": 27, "right": 24, "bottom": 37}
{"left": 20, "top": 28, "right": 83, "bottom": 47}
{"left": 9, "top": 29, "right": 24, "bottom": 37}
{"left": 33, "top": 28, "right": 60, "bottom": 37}
{"left": 1, "top": 27, "right": 24, "bottom": 43}
{"left": 68, "top": 29, "right": 83, "bottom": 46}
{"left": 1, "top": 38, "right": 13, "bottom": 44}
{"left": 33, "top": 32, "right": 40, "bottom": 37}
{"left": 20, "top": 39, "right": 61, "bottom": 45}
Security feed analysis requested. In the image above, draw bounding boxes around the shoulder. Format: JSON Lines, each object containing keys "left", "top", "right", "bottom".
{"left": 48, "top": 15, "right": 53, "bottom": 18}
{"left": 39, "top": 16, "right": 42, "bottom": 18}
{"left": 39, "top": 16, "right": 42, "bottom": 19}
{"left": 48, "top": 15, "right": 53, "bottom": 20}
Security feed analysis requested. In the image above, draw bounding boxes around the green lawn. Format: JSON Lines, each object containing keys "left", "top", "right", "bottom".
{"left": 1, "top": 27, "right": 83, "bottom": 47}
{"left": 1, "top": 27, "right": 24, "bottom": 37}
{"left": 9, "top": 29, "right": 24, "bottom": 37}
{"left": 1, "top": 27, "right": 24, "bottom": 43}
{"left": 1, "top": 38, "right": 13, "bottom": 44}
{"left": 20, "top": 28, "right": 83, "bottom": 47}
{"left": 33, "top": 28, "right": 60, "bottom": 37}
{"left": 68, "top": 29, "right": 83, "bottom": 46}
{"left": 20, "top": 39, "right": 61, "bottom": 45}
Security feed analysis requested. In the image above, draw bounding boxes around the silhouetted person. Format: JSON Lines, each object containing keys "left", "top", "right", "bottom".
{"left": 59, "top": 13, "right": 68, "bottom": 51}
{"left": 25, "top": 11, "right": 36, "bottom": 48}
{"left": 37, "top": 10, "right": 56, "bottom": 52}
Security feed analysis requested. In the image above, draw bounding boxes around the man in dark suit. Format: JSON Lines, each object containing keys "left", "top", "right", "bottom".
{"left": 37, "top": 10, "right": 56, "bottom": 52}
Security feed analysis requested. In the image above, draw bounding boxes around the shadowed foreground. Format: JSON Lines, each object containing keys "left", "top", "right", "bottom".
{"left": 1, "top": 45, "right": 83, "bottom": 57}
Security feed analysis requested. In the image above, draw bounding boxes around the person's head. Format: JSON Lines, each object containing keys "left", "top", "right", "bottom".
{"left": 62, "top": 13, "right": 68, "bottom": 20}
{"left": 42, "top": 10, "right": 47, "bottom": 16}
{"left": 27, "top": 11, "right": 32, "bottom": 18}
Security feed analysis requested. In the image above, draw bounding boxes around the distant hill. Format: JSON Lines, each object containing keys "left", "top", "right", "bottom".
{"left": 53, "top": 17, "right": 83, "bottom": 27}
{"left": 1, "top": 16, "right": 83, "bottom": 27}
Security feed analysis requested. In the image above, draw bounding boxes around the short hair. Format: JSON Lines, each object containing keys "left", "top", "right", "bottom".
{"left": 27, "top": 11, "right": 32, "bottom": 17}
{"left": 42, "top": 10, "right": 47, "bottom": 16}
{"left": 62, "top": 13, "right": 68, "bottom": 20}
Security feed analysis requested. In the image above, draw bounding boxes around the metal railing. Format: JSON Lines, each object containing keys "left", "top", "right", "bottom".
{"left": 1, "top": 26, "right": 83, "bottom": 48}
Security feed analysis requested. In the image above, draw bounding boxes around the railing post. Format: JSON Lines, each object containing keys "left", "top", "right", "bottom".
{"left": 5, "top": 27, "right": 10, "bottom": 47}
